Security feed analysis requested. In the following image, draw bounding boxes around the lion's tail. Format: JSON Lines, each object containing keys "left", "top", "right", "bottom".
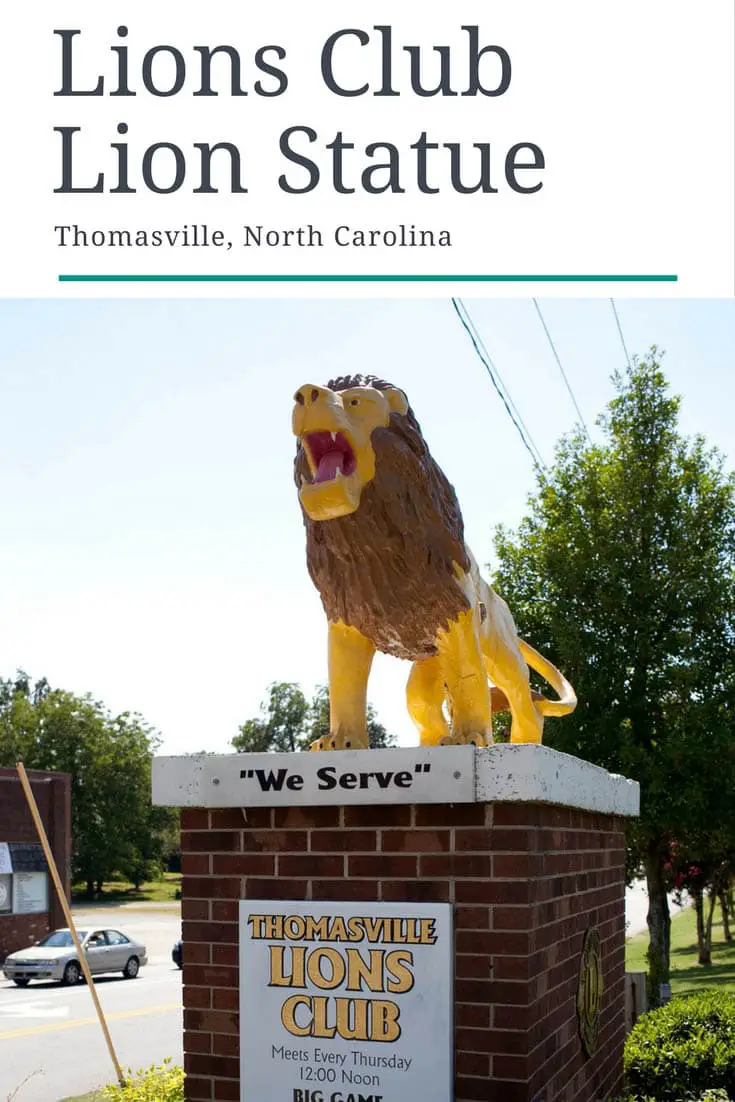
{"left": 518, "top": 639, "right": 577, "bottom": 717}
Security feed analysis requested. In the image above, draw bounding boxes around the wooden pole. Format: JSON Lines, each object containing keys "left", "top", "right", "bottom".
{"left": 15, "top": 761, "right": 126, "bottom": 1087}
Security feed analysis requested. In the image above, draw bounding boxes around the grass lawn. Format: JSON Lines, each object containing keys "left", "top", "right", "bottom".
{"left": 58, "top": 1094, "right": 103, "bottom": 1101}
{"left": 71, "top": 872, "right": 181, "bottom": 904}
{"left": 626, "top": 903, "right": 735, "bottom": 996}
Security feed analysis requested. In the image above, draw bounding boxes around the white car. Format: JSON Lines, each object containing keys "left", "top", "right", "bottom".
{"left": 2, "top": 927, "right": 148, "bottom": 987}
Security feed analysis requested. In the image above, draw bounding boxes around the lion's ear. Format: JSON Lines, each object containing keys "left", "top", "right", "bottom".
{"left": 385, "top": 388, "right": 409, "bottom": 417}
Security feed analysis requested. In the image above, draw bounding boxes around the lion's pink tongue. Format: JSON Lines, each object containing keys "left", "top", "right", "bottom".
{"left": 316, "top": 451, "right": 344, "bottom": 483}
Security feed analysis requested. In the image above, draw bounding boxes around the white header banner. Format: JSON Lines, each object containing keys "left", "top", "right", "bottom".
{"left": 0, "top": 0, "right": 733, "bottom": 297}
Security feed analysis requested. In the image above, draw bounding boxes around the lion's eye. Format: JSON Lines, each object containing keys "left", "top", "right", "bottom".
{"left": 350, "top": 398, "right": 359, "bottom": 407}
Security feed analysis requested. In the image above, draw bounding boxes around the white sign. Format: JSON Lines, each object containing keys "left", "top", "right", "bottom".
{"left": 0, "top": 875, "right": 11, "bottom": 914}
{"left": 239, "top": 900, "right": 453, "bottom": 1102}
{"left": 153, "top": 746, "right": 475, "bottom": 808}
{"left": 13, "top": 871, "right": 49, "bottom": 915}
{"left": 0, "top": 843, "right": 11, "bottom": 875}
{"left": 153, "top": 745, "right": 640, "bottom": 816}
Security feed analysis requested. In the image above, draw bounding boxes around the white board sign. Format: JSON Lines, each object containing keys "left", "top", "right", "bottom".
{"left": 12, "top": 871, "right": 49, "bottom": 915}
{"left": 0, "top": 843, "right": 11, "bottom": 875}
{"left": 239, "top": 900, "right": 453, "bottom": 1102}
{"left": 153, "top": 746, "right": 475, "bottom": 808}
{"left": 153, "top": 745, "right": 640, "bottom": 816}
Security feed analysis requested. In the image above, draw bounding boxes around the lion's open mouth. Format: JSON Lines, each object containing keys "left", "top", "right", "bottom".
{"left": 303, "top": 431, "right": 357, "bottom": 483}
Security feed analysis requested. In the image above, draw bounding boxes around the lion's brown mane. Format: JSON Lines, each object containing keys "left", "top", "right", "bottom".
{"left": 295, "top": 376, "right": 471, "bottom": 661}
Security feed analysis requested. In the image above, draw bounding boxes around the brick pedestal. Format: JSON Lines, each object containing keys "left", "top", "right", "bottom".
{"left": 178, "top": 795, "right": 628, "bottom": 1101}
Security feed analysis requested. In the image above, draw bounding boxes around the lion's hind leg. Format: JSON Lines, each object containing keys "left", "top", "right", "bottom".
{"left": 483, "top": 640, "right": 544, "bottom": 745}
{"left": 478, "top": 588, "right": 543, "bottom": 744}
{"left": 435, "top": 610, "right": 492, "bottom": 747}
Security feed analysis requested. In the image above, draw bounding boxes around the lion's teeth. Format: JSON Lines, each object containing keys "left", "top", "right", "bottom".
{"left": 330, "top": 432, "right": 337, "bottom": 442}
{"left": 335, "top": 465, "right": 341, "bottom": 478}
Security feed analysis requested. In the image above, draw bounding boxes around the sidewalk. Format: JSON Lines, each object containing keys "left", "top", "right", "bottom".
{"left": 71, "top": 899, "right": 181, "bottom": 915}
{"left": 625, "top": 879, "right": 689, "bottom": 938}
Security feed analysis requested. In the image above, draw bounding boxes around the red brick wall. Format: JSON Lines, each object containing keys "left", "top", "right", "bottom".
{"left": 180, "top": 802, "right": 626, "bottom": 1102}
{"left": 0, "top": 768, "right": 72, "bottom": 959}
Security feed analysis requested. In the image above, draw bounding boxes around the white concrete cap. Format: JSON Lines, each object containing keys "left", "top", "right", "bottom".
{"left": 152, "top": 744, "right": 639, "bottom": 817}
{"left": 475, "top": 745, "right": 640, "bottom": 816}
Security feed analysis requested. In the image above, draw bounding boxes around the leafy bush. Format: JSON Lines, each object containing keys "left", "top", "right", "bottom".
{"left": 101, "top": 1060, "right": 184, "bottom": 1101}
{"left": 624, "top": 991, "right": 735, "bottom": 1100}
{"left": 615, "top": 1092, "right": 730, "bottom": 1101}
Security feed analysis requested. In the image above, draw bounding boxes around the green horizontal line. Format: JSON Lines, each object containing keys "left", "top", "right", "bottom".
{"left": 58, "top": 273, "right": 678, "bottom": 284}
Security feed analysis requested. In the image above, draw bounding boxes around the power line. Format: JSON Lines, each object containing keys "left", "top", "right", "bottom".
{"left": 450, "top": 297, "right": 546, "bottom": 474}
{"left": 452, "top": 298, "right": 546, "bottom": 472}
{"left": 610, "top": 298, "right": 632, "bottom": 369}
{"left": 456, "top": 300, "right": 540, "bottom": 459}
{"left": 532, "top": 299, "right": 591, "bottom": 443}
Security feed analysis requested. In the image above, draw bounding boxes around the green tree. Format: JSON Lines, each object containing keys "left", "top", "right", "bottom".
{"left": 0, "top": 673, "right": 175, "bottom": 896}
{"left": 232, "top": 682, "right": 310, "bottom": 753}
{"left": 232, "top": 682, "right": 396, "bottom": 752}
{"left": 492, "top": 353, "right": 735, "bottom": 1003}
{"left": 666, "top": 814, "right": 735, "bottom": 963}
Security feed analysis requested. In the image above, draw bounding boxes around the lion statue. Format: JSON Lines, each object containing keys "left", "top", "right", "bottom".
{"left": 292, "top": 374, "right": 576, "bottom": 751}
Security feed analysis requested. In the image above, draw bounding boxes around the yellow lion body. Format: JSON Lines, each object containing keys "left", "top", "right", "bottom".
{"left": 292, "top": 375, "right": 576, "bottom": 750}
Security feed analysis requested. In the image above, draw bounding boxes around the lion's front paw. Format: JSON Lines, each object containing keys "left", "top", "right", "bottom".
{"left": 440, "top": 731, "right": 492, "bottom": 748}
{"left": 308, "top": 732, "right": 368, "bottom": 751}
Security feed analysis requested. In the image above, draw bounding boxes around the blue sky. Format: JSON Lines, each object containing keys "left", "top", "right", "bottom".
{"left": 0, "top": 298, "right": 732, "bottom": 753}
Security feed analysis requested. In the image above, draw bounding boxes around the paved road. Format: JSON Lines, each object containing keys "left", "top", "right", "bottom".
{"left": 0, "top": 907, "right": 182, "bottom": 1102}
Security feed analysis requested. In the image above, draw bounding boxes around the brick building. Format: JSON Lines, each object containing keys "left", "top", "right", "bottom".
{"left": 0, "top": 767, "right": 72, "bottom": 960}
